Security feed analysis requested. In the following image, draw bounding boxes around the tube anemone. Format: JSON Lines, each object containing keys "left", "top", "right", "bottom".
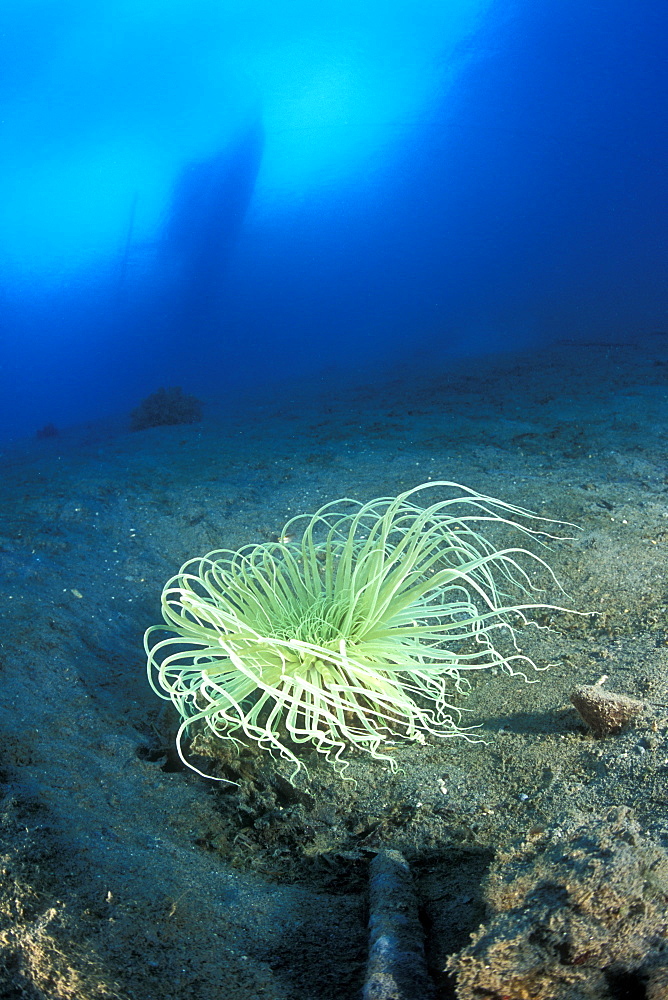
{"left": 145, "top": 481, "right": 572, "bottom": 780}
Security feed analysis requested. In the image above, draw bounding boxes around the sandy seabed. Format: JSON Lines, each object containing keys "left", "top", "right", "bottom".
{"left": 1, "top": 336, "right": 667, "bottom": 1000}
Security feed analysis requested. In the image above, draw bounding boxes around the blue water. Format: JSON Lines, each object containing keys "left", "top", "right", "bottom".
{"left": 0, "top": 0, "right": 666, "bottom": 443}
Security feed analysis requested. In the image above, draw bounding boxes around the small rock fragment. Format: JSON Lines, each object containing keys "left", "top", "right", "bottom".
{"left": 570, "top": 684, "right": 644, "bottom": 737}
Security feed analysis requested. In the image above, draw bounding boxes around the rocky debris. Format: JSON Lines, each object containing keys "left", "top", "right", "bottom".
{"left": 447, "top": 806, "right": 668, "bottom": 1000}
{"left": 570, "top": 683, "right": 644, "bottom": 736}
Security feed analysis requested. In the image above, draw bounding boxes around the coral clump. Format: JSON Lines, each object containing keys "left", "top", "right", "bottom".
{"left": 130, "top": 386, "right": 202, "bottom": 431}
{"left": 36, "top": 423, "right": 59, "bottom": 439}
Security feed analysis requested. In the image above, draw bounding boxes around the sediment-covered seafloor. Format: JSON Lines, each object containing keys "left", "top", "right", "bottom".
{"left": 1, "top": 338, "right": 668, "bottom": 999}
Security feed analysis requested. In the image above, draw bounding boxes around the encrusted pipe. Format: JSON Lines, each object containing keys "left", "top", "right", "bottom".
{"left": 363, "top": 848, "right": 436, "bottom": 1000}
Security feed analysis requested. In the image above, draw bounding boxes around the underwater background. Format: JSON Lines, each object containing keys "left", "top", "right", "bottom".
{"left": 1, "top": 3, "right": 668, "bottom": 999}
{"left": 1, "top": 0, "right": 665, "bottom": 442}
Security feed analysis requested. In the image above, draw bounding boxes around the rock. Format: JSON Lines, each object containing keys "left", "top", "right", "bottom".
{"left": 646, "top": 957, "right": 668, "bottom": 1000}
{"left": 447, "top": 807, "right": 668, "bottom": 1000}
{"left": 570, "top": 684, "right": 644, "bottom": 736}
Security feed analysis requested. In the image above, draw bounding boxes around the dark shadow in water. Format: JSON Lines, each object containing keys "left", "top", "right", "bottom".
{"left": 162, "top": 117, "right": 265, "bottom": 330}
